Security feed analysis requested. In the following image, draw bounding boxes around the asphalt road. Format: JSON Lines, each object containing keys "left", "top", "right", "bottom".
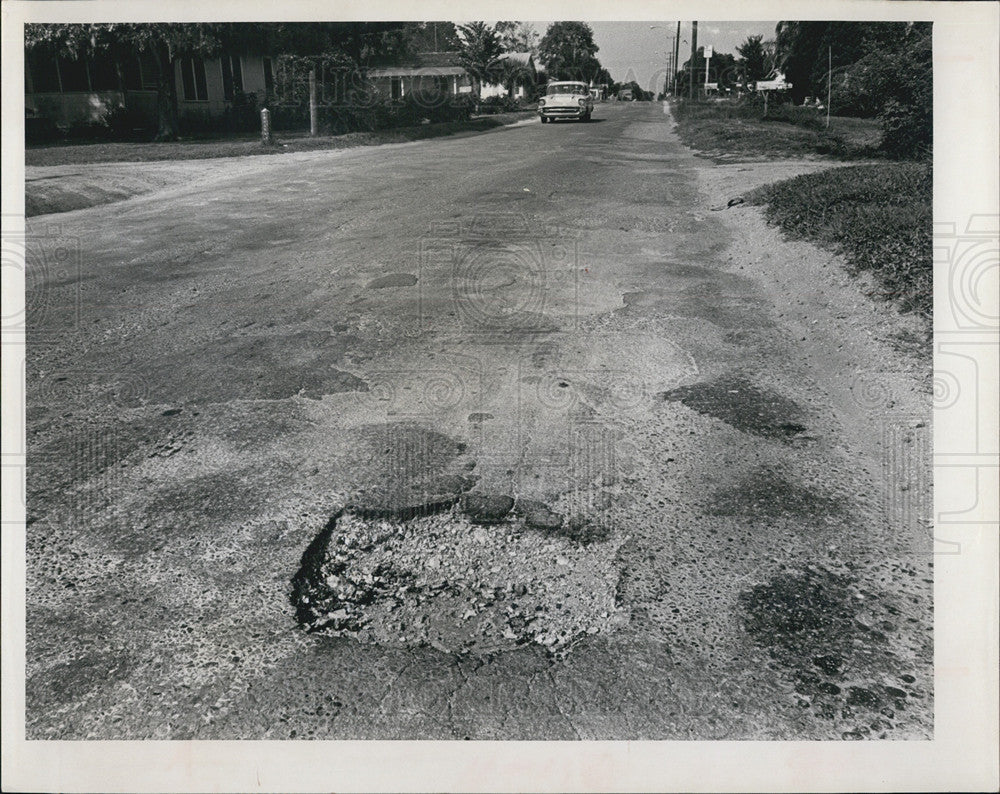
{"left": 25, "top": 102, "right": 932, "bottom": 739}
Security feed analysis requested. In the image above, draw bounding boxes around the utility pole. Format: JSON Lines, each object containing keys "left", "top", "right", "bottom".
{"left": 690, "top": 21, "right": 698, "bottom": 100}
{"left": 673, "top": 21, "right": 681, "bottom": 96}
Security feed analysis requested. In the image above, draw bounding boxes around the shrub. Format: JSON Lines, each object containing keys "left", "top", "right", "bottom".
{"left": 25, "top": 115, "right": 60, "bottom": 144}
{"left": 224, "top": 91, "right": 260, "bottom": 133}
{"left": 479, "top": 94, "right": 522, "bottom": 114}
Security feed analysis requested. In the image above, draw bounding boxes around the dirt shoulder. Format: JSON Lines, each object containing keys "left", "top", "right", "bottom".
{"left": 25, "top": 112, "right": 537, "bottom": 217}
{"left": 697, "top": 158, "right": 932, "bottom": 416}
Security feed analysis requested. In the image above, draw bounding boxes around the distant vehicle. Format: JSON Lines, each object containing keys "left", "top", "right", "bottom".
{"left": 538, "top": 81, "right": 594, "bottom": 123}
{"left": 618, "top": 89, "right": 634, "bottom": 101}
{"left": 754, "top": 71, "right": 793, "bottom": 92}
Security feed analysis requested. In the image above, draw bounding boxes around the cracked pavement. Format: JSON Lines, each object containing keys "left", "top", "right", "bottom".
{"left": 25, "top": 102, "right": 932, "bottom": 739}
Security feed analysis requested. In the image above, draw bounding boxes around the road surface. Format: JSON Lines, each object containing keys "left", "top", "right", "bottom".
{"left": 24, "top": 102, "right": 932, "bottom": 739}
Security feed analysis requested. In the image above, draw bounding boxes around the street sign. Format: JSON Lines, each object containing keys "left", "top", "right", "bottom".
{"left": 704, "top": 45, "right": 713, "bottom": 58}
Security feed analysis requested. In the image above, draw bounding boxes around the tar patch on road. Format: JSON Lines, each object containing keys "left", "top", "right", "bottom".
{"left": 367, "top": 273, "right": 418, "bottom": 289}
{"left": 707, "top": 468, "right": 843, "bottom": 518}
{"left": 658, "top": 375, "right": 808, "bottom": 439}
{"left": 740, "top": 566, "right": 926, "bottom": 739}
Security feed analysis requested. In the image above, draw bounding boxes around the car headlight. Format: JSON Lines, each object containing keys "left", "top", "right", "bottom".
{"left": 538, "top": 98, "right": 546, "bottom": 106}
{"left": 578, "top": 98, "right": 586, "bottom": 106}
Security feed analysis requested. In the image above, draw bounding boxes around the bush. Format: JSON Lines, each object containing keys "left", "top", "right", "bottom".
{"left": 320, "top": 93, "right": 473, "bottom": 134}
{"left": 478, "top": 94, "right": 522, "bottom": 114}
{"left": 224, "top": 91, "right": 260, "bottom": 133}
{"left": 25, "top": 115, "right": 61, "bottom": 144}
{"left": 763, "top": 103, "right": 827, "bottom": 131}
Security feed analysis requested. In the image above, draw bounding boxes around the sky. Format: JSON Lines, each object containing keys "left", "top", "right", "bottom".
{"left": 590, "top": 21, "right": 779, "bottom": 92}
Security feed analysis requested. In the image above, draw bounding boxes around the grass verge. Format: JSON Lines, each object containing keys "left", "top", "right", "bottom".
{"left": 750, "top": 163, "right": 932, "bottom": 321}
{"left": 26, "top": 112, "right": 532, "bottom": 168}
{"left": 671, "top": 99, "right": 881, "bottom": 161}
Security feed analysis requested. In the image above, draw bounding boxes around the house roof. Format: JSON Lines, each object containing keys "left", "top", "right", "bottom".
{"left": 500, "top": 52, "right": 534, "bottom": 68}
{"left": 370, "top": 50, "right": 535, "bottom": 79}
{"left": 414, "top": 51, "right": 463, "bottom": 68}
{"left": 368, "top": 65, "right": 466, "bottom": 78}
{"left": 369, "top": 50, "right": 466, "bottom": 78}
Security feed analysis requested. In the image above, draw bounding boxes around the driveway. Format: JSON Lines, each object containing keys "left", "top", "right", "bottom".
{"left": 24, "top": 101, "right": 932, "bottom": 739}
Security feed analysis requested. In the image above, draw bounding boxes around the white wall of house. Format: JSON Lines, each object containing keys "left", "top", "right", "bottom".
{"left": 368, "top": 69, "right": 470, "bottom": 100}
{"left": 175, "top": 54, "right": 269, "bottom": 125}
{"left": 480, "top": 82, "right": 527, "bottom": 99}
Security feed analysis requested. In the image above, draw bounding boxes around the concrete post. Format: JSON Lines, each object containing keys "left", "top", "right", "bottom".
{"left": 260, "top": 107, "right": 272, "bottom": 146}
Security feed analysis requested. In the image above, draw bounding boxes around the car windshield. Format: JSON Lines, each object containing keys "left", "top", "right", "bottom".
{"left": 547, "top": 84, "right": 587, "bottom": 95}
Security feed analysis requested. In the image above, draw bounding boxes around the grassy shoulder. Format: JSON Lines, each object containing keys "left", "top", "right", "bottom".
{"left": 672, "top": 98, "right": 881, "bottom": 161}
{"left": 750, "top": 163, "right": 932, "bottom": 321}
{"left": 26, "top": 111, "right": 533, "bottom": 168}
{"left": 673, "top": 98, "right": 930, "bottom": 325}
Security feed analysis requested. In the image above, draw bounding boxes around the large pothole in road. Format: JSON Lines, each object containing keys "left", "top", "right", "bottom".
{"left": 292, "top": 509, "right": 624, "bottom": 656}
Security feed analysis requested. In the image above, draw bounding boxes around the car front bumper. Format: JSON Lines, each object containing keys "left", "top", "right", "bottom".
{"left": 539, "top": 106, "right": 589, "bottom": 119}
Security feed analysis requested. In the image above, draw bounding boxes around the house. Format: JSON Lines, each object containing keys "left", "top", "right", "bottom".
{"left": 369, "top": 51, "right": 536, "bottom": 102}
{"left": 589, "top": 83, "right": 608, "bottom": 100}
{"left": 367, "top": 51, "right": 473, "bottom": 102}
{"left": 25, "top": 47, "right": 274, "bottom": 131}
{"left": 480, "top": 52, "right": 536, "bottom": 99}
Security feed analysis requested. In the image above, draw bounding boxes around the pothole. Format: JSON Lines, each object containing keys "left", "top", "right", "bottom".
{"left": 658, "top": 375, "right": 808, "bottom": 439}
{"left": 291, "top": 507, "right": 624, "bottom": 656}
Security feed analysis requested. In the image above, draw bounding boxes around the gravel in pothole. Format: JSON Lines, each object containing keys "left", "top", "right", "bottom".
{"left": 292, "top": 510, "right": 625, "bottom": 656}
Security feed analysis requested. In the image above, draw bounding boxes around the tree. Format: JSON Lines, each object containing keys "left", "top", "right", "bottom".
{"left": 737, "top": 34, "right": 768, "bottom": 82}
{"left": 774, "top": 21, "right": 900, "bottom": 105}
{"left": 538, "top": 21, "right": 601, "bottom": 82}
{"left": 403, "top": 22, "right": 461, "bottom": 53}
{"left": 677, "top": 47, "right": 737, "bottom": 96}
{"left": 495, "top": 21, "right": 539, "bottom": 54}
{"left": 774, "top": 20, "right": 932, "bottom": 156}
{"left": 455, "top": 22, "right": 504, "bottom": 99}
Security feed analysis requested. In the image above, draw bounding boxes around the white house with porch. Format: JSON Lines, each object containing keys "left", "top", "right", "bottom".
{"left": 367, "top": 51, "right": 473, "bottom": 101}
{"left": 480, "top": 52, "right": 536, "bottom": 99}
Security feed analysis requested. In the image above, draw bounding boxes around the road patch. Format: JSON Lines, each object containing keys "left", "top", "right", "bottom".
{"left": 658, "top": 375, "right": 808, "bottom": 439}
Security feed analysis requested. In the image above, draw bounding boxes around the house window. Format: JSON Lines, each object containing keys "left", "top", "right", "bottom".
{"left": 138, "top": 53, "right": 160, "bottom": 90}
{"left": 391, "top": 76, "right": 402, "bottom": 100}
{"left": 220, "top": 55, "right": 243, "bottom": 100}
{"left": 180, "top": 57, "right": 209, "bottom": 101}
{"left": 90, "top": 53, "right": 119, "bottom": 91}
{"left": 57, "top": 56, "right": 90, "bottom": 92}
{"left": 122, "top": 55, "right": 142, "bottom": 90}
{"left": 262, "top": 57, "right": 274, "bottom": 97}
{"left": 26, "top": 50, "right": 61, "bottom": 92}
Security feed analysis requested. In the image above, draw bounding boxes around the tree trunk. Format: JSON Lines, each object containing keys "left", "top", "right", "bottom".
{"left": 154, "top": 45, "right": 180, "bottom": 142}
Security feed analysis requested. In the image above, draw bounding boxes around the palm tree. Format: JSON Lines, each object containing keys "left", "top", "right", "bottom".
{"left": 456, "top": 21, "right": 503, "bottom": 100}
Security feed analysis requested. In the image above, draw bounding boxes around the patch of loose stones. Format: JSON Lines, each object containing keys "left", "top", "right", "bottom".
{"left": 294, "top": 495, "right": 626, "bottom": 656}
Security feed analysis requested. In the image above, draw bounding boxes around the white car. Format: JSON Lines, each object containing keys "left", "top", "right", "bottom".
{"left": 538, "top": 81, "right": 594, "bottom": 123}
